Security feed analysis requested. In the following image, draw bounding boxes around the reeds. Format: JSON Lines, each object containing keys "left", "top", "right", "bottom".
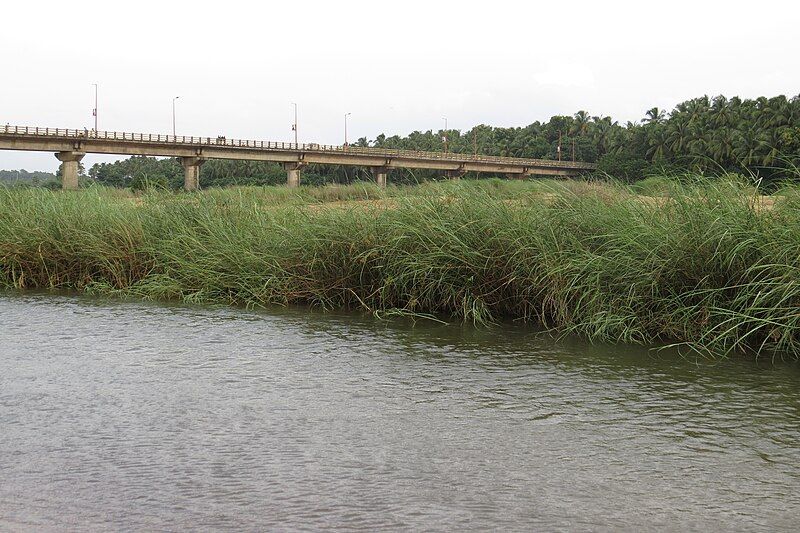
{"left": 1, "top": 178, "right": 798, "bottom": 358}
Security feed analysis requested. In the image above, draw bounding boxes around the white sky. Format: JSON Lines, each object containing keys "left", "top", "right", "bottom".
{"left": 2, "top": 0, "right": 798, "bottom": 171}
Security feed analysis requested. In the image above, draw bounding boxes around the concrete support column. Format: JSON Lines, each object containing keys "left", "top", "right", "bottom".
{"left": 444, "top": 169, "right": 465, "bottom": 181}
{"left": 373, "top": 167, "right": 388, "bottom": 188}
{"left": 54, "top": 151, "right": 85, "bottom": 190}
{"left": 182, "top": 157, "right": 205, "bottom": 191}
{"left": 284, "top": 163, "right": 304, "bottom": 188}
{"left": 287, "top": 168, "right": 300, "bottom": 188}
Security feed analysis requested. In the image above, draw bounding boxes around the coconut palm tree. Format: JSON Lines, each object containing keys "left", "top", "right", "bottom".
{"left": 757, "top": 128, "right": 784, "bottom": 166}
{"left": 642, "top": 107, "right": 666, "bottom": 124}
{"left": 758, "top": 95, "right": 791, "bottom": 129}
{"left": 710, "top": 95, "right": 733, "bottom": 128}
{"left": 592, "top": 116, "right": 617, "bottom": 155}
{"left": 646, "top": 126, "right": 670, "bottom": 161}
{"left": 570, "top": 110, "right": 591, "bottom": 136}
{"left": 733, "top": 126, "right": 761, "bottom": 167}
{"left": 667, "top": 118, "right": 691, "bottom": 154}
{"left": 683, "top": 96, "right": 710, "bottom": 125}
{"left": 710, "top": 127, "right": 736, "bottom": 165}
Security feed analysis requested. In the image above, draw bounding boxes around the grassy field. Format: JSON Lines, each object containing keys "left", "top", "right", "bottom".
{"left": 1, "top": 176, "right": 799, "bottom": 358}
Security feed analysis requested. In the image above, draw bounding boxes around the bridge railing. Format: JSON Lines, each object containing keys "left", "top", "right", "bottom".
{"left": 0, "top": 124, "right": 596, "bottom": 169}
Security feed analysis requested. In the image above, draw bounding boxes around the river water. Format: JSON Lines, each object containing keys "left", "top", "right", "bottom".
{"left": 1, "top": 293, "right": 799, "bottom": 531}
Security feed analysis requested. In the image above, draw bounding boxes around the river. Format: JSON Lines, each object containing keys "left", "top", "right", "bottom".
{"left": 1, "top": 293, "right": 799, "bottom": 531}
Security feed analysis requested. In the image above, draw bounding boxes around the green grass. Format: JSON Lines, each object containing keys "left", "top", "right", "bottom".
{"left": 1, "top": 177, "right": 799, "bottom": 359}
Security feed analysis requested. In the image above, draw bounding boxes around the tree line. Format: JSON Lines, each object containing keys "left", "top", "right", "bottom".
{"left": 80, "top": 93, "right": 800, "bottom": 188}
{"left": 0, "top": 169, "right": 58, "bottom": 186}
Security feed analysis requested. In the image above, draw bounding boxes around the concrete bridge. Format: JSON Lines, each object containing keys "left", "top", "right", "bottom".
{"left": 0, "top": 125, "right": 596, "bottom": 190}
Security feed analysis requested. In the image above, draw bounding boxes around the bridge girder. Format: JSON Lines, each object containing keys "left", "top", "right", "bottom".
{"left": 0, "top": 128, "right": 594, "bottom": 189}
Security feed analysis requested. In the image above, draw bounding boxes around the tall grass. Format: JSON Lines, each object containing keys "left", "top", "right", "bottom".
{"left": 1, "top": 178, "right": 798, "bottom": 358}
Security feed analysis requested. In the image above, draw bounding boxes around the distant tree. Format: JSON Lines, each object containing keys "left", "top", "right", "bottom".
{"left": 642, "top": 107, "right": 666, "bottom": 124}
{"left": 15, "top": 92, "right": 796, "bottom": 188}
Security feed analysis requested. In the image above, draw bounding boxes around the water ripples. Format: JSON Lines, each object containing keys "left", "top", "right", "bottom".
{"left": 1, "top": 293, "right": 799, "bottom": 531}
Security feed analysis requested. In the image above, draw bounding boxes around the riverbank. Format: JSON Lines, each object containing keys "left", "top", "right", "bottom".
{"left": 1, "top": 177, "right": 798, "bottom": 357}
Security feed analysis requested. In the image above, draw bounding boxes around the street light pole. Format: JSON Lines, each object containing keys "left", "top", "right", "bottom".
{"left": 292, "top": 103, "right": 298, "bottom": 145}
{"left": 92, "top": 83, "right": 98, "bottom": 132}
{"left": 172, "top": 96, "right": 180, "bottom": 137}
{"left": 442, "top": 117, "right": 448, "bottom": 153}
{"left": 557, "top": 129, "right": 562, "bottom": 161}
{"left": 344, "top": 112, "right": 351, "bottom": 146}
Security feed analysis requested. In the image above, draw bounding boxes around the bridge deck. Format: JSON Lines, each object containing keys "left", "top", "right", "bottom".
{"left": 0, "top": 125, "right": 596, "bottom": 176}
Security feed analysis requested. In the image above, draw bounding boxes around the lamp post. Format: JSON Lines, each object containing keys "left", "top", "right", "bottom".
{"left": 292, "top": 103, "right": 298, "bottom": 145}
{"left": 344, "top": 112, "right": 351, "bottom": 146}
{"left": 442, "top": 117, "right": 448, "bottom": 153}
{"left": 172, "top": 96, "right": 180, "bottom": 137}
{"left": 92, "top": 83, "right": 98, "bottom": 132}
{"left": 557, "top": 129, "right": 562, "bottom": 161}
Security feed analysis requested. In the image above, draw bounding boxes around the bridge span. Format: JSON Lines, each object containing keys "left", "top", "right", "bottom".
{"left": 0, "top": 125, "right": 596, "bottom": 190}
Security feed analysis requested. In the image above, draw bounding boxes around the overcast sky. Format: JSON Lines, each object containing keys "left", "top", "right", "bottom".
{"left": 2, "top": 0, "right": 798, "bottom": 171}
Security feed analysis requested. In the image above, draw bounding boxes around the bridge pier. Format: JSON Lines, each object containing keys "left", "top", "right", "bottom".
{"left": 55, "top": 151, "right": 85, "bottom": 190}
{"left": 182, "top": 157, "right": 205, "bottom": 191}
{"left": 373, "top": 167, "right": 388, "bottom": 188}
{"left": 2, "top": 127, "right": 598, "bottom": 190}
{"left": 284, "top": 163, "right": 304, "bottom": 188}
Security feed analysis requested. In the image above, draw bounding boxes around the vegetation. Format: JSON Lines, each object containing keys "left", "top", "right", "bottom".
{"left": 1, "top": 177, "right": 799, "bottom": 359}
{"left": 373, "top": 94, "right": 800, "bottom": 180}
{"left": 72, "top": 93, "right": 800, "bottom": 188}
{"left": 0, "top": 169, "right": 59, "bottom": 188}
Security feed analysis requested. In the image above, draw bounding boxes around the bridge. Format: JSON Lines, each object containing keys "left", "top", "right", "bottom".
{"left": 0, "top": 125, "right": 596, "bottom": 190}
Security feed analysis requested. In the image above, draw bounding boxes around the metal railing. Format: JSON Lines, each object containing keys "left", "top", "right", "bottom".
{"left": 0, "top": 124, "right": 596, "bottom": 169}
